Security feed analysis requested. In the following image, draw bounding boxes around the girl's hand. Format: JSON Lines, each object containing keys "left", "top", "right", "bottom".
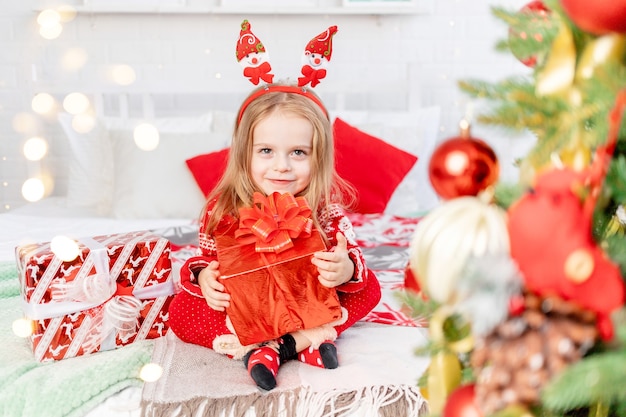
{"left": 197, "top": 261, "right": 231, "bottom": 311}
{"left": 311, "top": 232, "right": 355, "bottom": 288}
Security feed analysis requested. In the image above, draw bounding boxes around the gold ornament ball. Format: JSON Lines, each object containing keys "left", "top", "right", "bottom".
{"left": 409, "top": 196, "right": 509, "bottom": 304}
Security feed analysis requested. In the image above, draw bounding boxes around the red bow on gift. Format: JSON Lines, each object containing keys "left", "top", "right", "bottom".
{"left": 243, "top": 62, "right": 274, "bottom": 85}
{"left": 298, "top": 65, "right": 327, "bottom": 88}
{"left": 235, "top": 192, "right": 314, "bottom": 253}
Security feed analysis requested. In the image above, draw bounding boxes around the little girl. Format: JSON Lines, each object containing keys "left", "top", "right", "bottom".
{"left": 168, "top": 81, "right": 381, "bottom": 391}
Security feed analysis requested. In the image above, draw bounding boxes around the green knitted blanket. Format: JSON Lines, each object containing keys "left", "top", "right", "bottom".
{"left": 0, "top": 261, "right": 153, "bottom": 417}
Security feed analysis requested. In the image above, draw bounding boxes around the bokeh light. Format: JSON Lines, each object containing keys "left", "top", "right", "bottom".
{"left": 110, "top": 64, "right": 136, "bottom": 86}
{"left": 12, "top": 112, "right": 39, "bottom": 135}
{"left": 139, "top": 363, "right": 163, "bottom": 382}
{"left": 22, "top": 178, "right": 45, "bottom": 202}
{"left": 31, "top": 93, "right": 56, "bottom": 114}
{"left": 57, "top": 5, "right": 77, "bottom": 22}
{"left": 63, "top": 92, "right": 90, "bottom": 115}
{"left": 50, "top": 235, "right": 80, "bottom": 262}
{"left": 37, "top": 9, "right": 60, "bottom": 26}
{"left": 37, "top": 9, "right": 63, "bottom": 40}
{"left": 71, "top": 113, "right": 96, "bottom": 134}
{"left": 23, "top": 137, "right": 49, "bottom": 161}
{"left": 61, "top": 47, "right": 88, "bottom": 72}
{"left": 134, "top": 123, "right": 160, "bottom": 151}
{"left": 12, "top": 318, "right": 34, "bottom": 338}
{"left": 39, "top": 23, "right": 63, "bottom": 40}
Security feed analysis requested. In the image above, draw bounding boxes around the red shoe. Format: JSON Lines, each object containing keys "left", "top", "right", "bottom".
{"left": 243, "top": 346, "right": 280, "bottom": 390}
{"left": 298, "top": 341, "right": 338, "bottom": 369}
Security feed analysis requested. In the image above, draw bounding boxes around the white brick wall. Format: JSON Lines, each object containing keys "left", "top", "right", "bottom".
{"left": 1, "top": 0, "right": 535, "bottom": 212}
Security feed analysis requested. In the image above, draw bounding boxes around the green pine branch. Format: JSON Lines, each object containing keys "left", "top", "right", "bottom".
{"left": 604, "top": 231, "right": 626, "bottom": 283}
{"left": 436, "top": 1, "right": 626, "bottom": 415}
{"left": 396, "top": 290, "right": 438, "bottom": 318}
{"left": 493, "top": 182, "right": 525, "bottom": 209}
{"left": 541, "top": 350, "right": 626, "bottom": 412}
{"left": 606, "top": 155, "right": 626, "bottom": 203}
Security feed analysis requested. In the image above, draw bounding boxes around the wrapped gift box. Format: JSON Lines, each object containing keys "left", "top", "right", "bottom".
{"left": 216, "top": 192, "right": 342, "bottom": 346}
{"left": 15, "top": 230, "right": 175, "bottom": 362}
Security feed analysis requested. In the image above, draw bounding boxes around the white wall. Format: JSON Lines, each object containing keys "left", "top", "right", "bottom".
{"left": 0, "top": 0, "right": 535, "bottom": 212}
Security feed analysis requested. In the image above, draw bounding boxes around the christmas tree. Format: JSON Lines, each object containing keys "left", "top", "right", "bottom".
{"left": 405, "top": 0, "right": 626, "bottom": 416}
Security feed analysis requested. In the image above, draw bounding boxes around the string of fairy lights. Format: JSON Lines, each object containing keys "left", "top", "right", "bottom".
{"left": 13, "top": 5, "right": 159, "bottom": 211}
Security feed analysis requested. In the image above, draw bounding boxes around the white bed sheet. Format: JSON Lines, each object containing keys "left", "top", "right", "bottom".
{"left": 1, "top": 198, "right": 194, "bottom": 263}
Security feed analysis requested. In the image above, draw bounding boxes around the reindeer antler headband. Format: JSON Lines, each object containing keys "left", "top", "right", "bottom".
{"left": 236, "top": 20, "right": 338, "bottom": 124}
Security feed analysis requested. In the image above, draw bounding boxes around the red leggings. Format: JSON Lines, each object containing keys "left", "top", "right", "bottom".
{"left": 168, "top": 269, "right": 381, "bottom": 349}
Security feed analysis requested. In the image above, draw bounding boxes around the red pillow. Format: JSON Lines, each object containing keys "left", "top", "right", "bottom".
{"left": 187, "top": 120, "right": 418, "bottom": 214}
{"left": 333, "top": 117, "right": 418, "bottom": 214}
{"left": 185, "top": 148, "right": 230, "bottom": 197}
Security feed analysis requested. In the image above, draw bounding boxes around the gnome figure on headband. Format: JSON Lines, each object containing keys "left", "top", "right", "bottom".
{"left": 298, "top": 26, "right": 338, "bottom": 88}
{"left": 236, "top": 20, "right": 274, "bottom": 85}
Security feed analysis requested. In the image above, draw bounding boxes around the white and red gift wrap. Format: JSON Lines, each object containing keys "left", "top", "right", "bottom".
{"left": 15, "top": 230, "right": 175, "bottom": 362}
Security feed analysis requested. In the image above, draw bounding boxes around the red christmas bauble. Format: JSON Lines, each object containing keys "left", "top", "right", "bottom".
{"left": 428, "top": 127, "right": 499, "bottom": 200}
{"left": 560, "top": 0, "right": 626, "bottom": 35}
{"left": 509, "top": 0, "right": 550, "bottom": 67}
{"left": 442, "top": 384, "right": 483, "bottom": 417}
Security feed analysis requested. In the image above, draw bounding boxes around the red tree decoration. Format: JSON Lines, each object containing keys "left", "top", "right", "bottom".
{"left": 428, "top": 121, "right": 499, "bottom": 200}
{"left": 508, "top": 0, "right": 550, "bottom": 67}
{"left": 442, "top": 384, "right": 483, "bottom": 417}
{"left": 560, "top": 0, "right": 626, "bottom": 35}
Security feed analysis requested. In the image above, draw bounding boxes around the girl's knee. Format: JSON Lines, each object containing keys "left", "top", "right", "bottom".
{"left": 167, "top": 291, "right": 229, "bottom": 349}
{"left": 334, "top": 271, "right": 381, "bottom": 335}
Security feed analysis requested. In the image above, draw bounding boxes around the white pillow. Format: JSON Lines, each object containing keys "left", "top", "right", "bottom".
{"left": 108, "top": 129, "right": 228, "bottom": 219}
{"left": 58, "top": 113, "right": 114, "bottom": 215}
{"left": 331, "top": 106, "right": 441, "bottom": 217}
{"left": 58, "top": 112, "right": 229, "bottom": 219}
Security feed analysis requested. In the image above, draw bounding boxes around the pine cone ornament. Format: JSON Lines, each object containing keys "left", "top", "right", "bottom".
{"left": 470, "top": 293, "right": 598, "bottom": 415}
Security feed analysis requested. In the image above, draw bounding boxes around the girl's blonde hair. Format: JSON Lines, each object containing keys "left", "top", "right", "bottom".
{"left": 204, "top": 82, "right": 354, "bottom": 235}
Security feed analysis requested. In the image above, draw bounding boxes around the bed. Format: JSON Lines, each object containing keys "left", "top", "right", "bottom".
{"left": 0, "top": 96, "right": 440, "bottom": 417}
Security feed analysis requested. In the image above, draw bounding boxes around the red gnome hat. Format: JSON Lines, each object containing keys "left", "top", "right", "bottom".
{"left": 298, "top": 26, "right": 338, "bottom": 88}
{"left": 304, "top": 25, "right": 338, "bottom": 61}
{"left": 236, "top": 20, "right": 273, "bottom": 85}
{"left": 236, "top": 20, "right": 266, "bottom": 62}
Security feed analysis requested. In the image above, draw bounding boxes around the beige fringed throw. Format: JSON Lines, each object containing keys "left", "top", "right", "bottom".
{"left": 141, "top": 322, "right": 430, "bottom": 417}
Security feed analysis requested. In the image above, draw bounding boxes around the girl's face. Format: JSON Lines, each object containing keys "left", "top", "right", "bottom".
{"left": 250, "top": 109, "right": 314, "bottom": 196}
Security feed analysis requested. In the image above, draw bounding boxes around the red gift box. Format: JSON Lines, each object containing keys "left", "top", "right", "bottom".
{"left": 216, "top": 192, "right": 342, "bottom": 346}
{"left": 15, "top": 230, "right": 175, "bottom": 362}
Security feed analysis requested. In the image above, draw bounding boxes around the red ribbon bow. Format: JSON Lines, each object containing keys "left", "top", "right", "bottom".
{"left": 243, "top": 62, "right": 274, "bottom": 85}
{"left": 298, "top": 65, "right": 327, "bottom": 88}
{"left": 235, "top": 192, "right": 314, "bottom": 253}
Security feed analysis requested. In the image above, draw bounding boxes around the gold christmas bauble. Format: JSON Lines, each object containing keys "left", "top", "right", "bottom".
{"left": 409, "top": 196, "right": 510, "bottom": 304}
